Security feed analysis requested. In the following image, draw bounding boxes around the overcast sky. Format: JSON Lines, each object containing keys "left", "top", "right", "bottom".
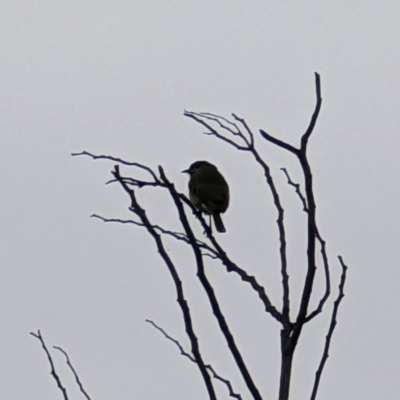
{"left": 2, "top": 1, "right": 400, "bottom": 399}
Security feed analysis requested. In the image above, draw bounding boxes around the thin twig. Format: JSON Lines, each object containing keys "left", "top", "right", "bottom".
{"left": 30, "top": 331, "right": 68, "bottom": 400}
{"left": 305, "top": 230, "right": 331, "bottom": 322}
{"left": 118, "top": 177, "right": 166, "bottom": 188}
{"left": 259, "top": 130, "right": 299, "bottom": 155}
{"left": 53, "top": 346, "right": 91, "bottom": 400}
{"left": 310, "top": 256, "right": 348, "bottom": 400}
{"left": 199, "top": 112, "right": 240, "bottom": 130}
{"left": 91, "top": 214, "right": 216, "bottom": 254}
{"left": 146, "top": 320, "right": 243, "bottom": 400}
{"left": 301, "top": 73, "right": 322, "bottom": 150}
{"left": 280, "top": 168, "right": 308, "bottom": 212}
{"left": 71, "top": 151, "right": 160, "bottom": 182}
{"left": 184, "top": 111, "right": 249, "bottom": 151}
{"left": 232, "top": 113, "right": 254, "bottom": 146}
{"left": 198, "top": 112, "right": 241, "bottom": 136}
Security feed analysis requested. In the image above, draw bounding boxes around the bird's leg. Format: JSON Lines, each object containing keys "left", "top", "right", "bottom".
{"left": 207, "top": 215, "right": 213, "bottom": 235}
{"left": 201, "top": 214, "right": 213, "bottom": 236}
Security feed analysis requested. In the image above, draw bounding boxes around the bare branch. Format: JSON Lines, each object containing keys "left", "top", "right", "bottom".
{"left": 184, "top": 111, "right": 249, "bottom": 150}
{"left": 289, "top": 73, "right": 324, "bottom": 344}
{"left": 112, "top": 165, "right": 217, "bottom": 400}
{"left": 146, "top": 320, "right": 243, "bottom": 400}
{"left": 232, "top": 113, "right": 255, "bottom": 146}
{"left": 280, "top": 168, "right": 308, "bottom": 212}
{"left": 53, "top": 346, "right": 91, "bottom": 400}
{"left": 259, "top": 130, "right": 299, "bottom": 155}
{"left": 119, "top": 177, "right": 165, "bottom": 188}
{"left": 279, "top": 167, "right": 331, "bottom": 323}
{"left": 310, "top": 256, "right": 348, "bottom": 400}
{"left": 179, "top": 194, "right": 284, "bottom": 324}
{"left": 199, "top": 112, "right": 240, "bottom": 130}
{"left": 91, "top": 214, "right": 217, "bottom": 254}
{"left": 30, "top": 330, "right": 68, "bottom": 400}
{"left": 301, "top": 72, "right": 322, "bottom": 149}
{"left": 250, "top": 154, "right": 290, "bottom": 321}
{"left": 71, "top": 151, "right": 160, "bottom": 182}
{"left": 160, "top": 167, "right": 263, "bottom": 400}
{"left": 304, "top": 231, "right": 331, "bottom": 323}
{"left": 198, "top": 112, "right": 241, "bottom": 136}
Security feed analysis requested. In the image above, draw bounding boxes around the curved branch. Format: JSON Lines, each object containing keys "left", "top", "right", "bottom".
{"left": 30, "top": 330, "right": 68, "bottom": 400}
{"left": 71, "top": 151, "right": 160, "bottom": 182}
{"left": 112, "top": 165, "right": 217, "bottom": 400}
{"left": 310, "top": 256, "right": 348, "bottom": 400}
{"left": 286, "top": 73, "right": 323, "bottom": 349}
{"left": 160, "top": 168, "right": 263, "bottom": 400}
{"left": 301, "top": 72, "right": 322, "bottom": 150}
{"left": 146, "top": 319, "right": 243, "bottom": 400}
{"left": 304, "top": 230, "right": 330, "bottom": 323}
{"left": 91, "top": 214, "right": 217, "bottom": 255}
{"left": 279, "top": 167, "right": 330, "bottom": 323}
{"left": 259, "top": 130, "right": 299, "bottom": 155}
{"left": 179, "top": 194, "right": 284, "bottom": 324}
{"left": 184, "top": 111, "right": 250, "bottom": 150}
{"left": 280, "top": 168, "right": 308, "bottom": 212}
{"left": 53, "top": 346, "right": 91, "bottom": 400}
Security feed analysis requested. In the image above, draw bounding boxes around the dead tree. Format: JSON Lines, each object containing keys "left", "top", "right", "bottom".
{"left": 64, "top": 72, "right": 346, "bottom": 399}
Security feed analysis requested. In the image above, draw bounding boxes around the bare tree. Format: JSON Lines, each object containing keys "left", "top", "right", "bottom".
{"left": 35, "top": 73, "right": 347, "bottom": 399}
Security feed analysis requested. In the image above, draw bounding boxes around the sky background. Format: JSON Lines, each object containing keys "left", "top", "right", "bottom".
{"left": 2, "top": 1, "right": 400, "bottom": 399}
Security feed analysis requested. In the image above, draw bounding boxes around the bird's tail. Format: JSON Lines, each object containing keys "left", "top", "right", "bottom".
{"left": 213, "top": 213, "right": 226, "bottom": 233}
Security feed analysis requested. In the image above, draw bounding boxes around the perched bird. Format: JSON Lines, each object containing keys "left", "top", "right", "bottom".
{"left": 182, "top": 161, "right": 229, "bottom": 233}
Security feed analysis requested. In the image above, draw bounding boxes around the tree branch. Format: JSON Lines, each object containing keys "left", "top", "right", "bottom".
{"left": 179, "top": 194, "right": 284, "bottom": 324}
{"left": 280, "top": 168, "right": 308, "bottom": 212}
{"left": 160, "top": 167, "right": 263, "bottom": 400}
{"left": 71, "top": 151, "right": 160, "bottom": 183}
{"left": 53, "top": 346, "right": 91, "bottom": 400}
{"left": 146, "top": 319, "right": 243, "bottom": 400}
{"left": 112, "top": 165, "right": 217, "bottom": 400}
{"left": 91, "top": 214, "right": 219, "bottom": 258}
{"left": 30, "top": 330, "right": 68, "bottom": 400}
{"left": 259, "top": 130, "right": 299, "bottom": 155}
{"left": 301, "top": 72, "right": 322, "bottom": 150}
{"left": 184, "top": 111, "right": 291, "bottom": 324}
{"left": 289, "top": 73, "right": 323, "bottom": 347}
{"left": 279, "top": 167, "right": 331, "bottom": 323}
{"left": 310, "top": 256, "right": 348, "bottom": 400}
{"left": 304, "top": 230, "right": 331, "bottom": 323}
{"left": 184, "top": 111, "right": 249, "bottom": 150}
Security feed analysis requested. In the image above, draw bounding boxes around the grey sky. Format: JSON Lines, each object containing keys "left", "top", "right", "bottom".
{"left": 2, "top": 1, "right": 400, "bottom": 399}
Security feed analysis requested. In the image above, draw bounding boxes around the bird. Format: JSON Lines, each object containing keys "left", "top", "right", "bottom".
{"left": 182, "top": 161, "right": 229, "bottom": 233}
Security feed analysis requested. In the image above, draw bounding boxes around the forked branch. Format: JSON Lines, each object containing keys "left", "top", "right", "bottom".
{"left": 30, "top": 330, "right": 68, "bottom": 400}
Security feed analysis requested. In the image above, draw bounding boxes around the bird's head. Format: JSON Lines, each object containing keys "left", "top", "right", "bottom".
{"left": 182, "top": 160, "right": 215, "bottom": 176}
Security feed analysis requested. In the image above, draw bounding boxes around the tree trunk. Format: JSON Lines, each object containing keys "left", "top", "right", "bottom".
{"left": 279, "top": 329, "right": 294, "bottom": 400}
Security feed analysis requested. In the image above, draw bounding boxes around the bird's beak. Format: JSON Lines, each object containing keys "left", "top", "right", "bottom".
{"left": 181, "top": 169, "right": 189, "bottom": 174}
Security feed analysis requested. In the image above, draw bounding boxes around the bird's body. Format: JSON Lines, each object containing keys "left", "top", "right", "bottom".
{"left": 183, "top": 161, "right": 229, "bottom": 233}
